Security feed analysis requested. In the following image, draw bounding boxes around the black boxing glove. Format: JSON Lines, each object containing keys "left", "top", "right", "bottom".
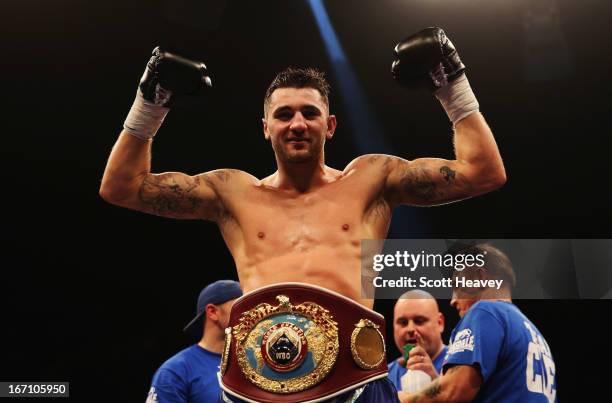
{"left": 124, "top": 47, "right": 212, "bottom": 140}
{"left": 391, "top": 27, "right": 465, "bottom": 90}
{"left": 139, "top": 47, "right": 212, "bottom": 107}
{"left": 392, "top": 27, "right": 478, "bottom": 125}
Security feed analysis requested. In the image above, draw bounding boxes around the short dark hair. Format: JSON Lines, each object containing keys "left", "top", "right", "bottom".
{"left": 451, "top": 243, "right": 517, "bottom": 289}
{"left": 264, "top": 67, "right": 330, "bottom": 115}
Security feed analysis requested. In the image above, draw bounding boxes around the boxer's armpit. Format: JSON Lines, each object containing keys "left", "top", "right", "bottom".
{"left": 370, "top": 195, "right": 391, "bottom": 222}
{"left": 138, "top": 172, "right": 221, "bottom": 220}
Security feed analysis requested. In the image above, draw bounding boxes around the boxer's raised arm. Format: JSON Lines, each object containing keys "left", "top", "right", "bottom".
{"left": 100, "top": 131, "right": 224, "bottom": 220}
{"left": 385, "top": 113, "right": 505, "bottom": 206}
{"left": 99, "top": 47, "right": 219, "bottom": 219}
{"left": 386, "top": 27, "right": 505, "bottom": 206}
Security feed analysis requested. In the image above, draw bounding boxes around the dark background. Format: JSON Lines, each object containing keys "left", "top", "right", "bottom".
{"left": 2, "top": 0, "right": 611, "bottom": 401}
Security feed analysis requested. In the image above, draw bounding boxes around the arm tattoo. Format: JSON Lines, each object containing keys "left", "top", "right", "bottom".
{"left": 214, "top": 170, "right": 231, "bottom": 182}
{"left": 139, "top": 174, "right": 203, "bottom": 216}
{"left": 400, "top": 165, "right": 439, "bottom": 202}
{"left": 440, "top": 166, "right": 456, "bottom": 182}
{"left": 400, "top": 164, "right": 458, "bottom": 203}
{"left": 367, "top": 155, "right": 393, "bottom": 167}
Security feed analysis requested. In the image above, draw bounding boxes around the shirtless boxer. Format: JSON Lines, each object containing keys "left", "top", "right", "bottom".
{"left": 100, "top": 28, "right": 505, "bottom": 402}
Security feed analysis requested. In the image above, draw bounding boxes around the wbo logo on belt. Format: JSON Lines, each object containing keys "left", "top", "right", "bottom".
{"left": 226, "top": 295, "right": 339, "bottom": 394}
{"left": 261, "top": 322, "right": 308, "bottom": 372}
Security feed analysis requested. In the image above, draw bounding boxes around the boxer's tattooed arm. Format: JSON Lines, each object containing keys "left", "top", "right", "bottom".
{"left": 366, "top": 154, "right": 393, "bottom": 167}
{"left": 213, "top": 169, "right": 232, "bottom": 182}
{"left": 440, "top": 165, "right": 456, "bottom": 182}
{"left": 400, "top": 164, "right": 440, "bottom": 202}
{"left": 394, "top": 161, "right": 470, "bottom": 206}
{"left": 139, "top": 174, "right": 202, "bottom": 216}
{"left": 367, "top": 155, "right": 381, "bottom": 164}
{"left": 138, "top": 173, "right": 221, "bottom": 219}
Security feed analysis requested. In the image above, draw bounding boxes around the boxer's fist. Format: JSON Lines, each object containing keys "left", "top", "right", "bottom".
{"left": 139, "top": 47, "right": 212, "bottom": 107}
{"left": 391, "top": 27, "right": 465, "bottom": 91}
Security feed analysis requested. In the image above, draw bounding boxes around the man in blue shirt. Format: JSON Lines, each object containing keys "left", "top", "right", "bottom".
{"left": 146, "top": 280, "right": 243, "bottom": 403}
{"left": 398, "top": 244, "right": 557, "bottom": 403}
{"left": 388, "top": 290, "right": 448, "bottom": 392}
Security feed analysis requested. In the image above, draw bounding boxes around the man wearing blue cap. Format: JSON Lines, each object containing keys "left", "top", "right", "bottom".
{"left": 146, "top": 280, "right": 242, "bottom": 403}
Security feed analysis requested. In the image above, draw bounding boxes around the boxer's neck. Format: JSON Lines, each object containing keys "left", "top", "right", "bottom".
{"left": 274, "top": 157, "right": 333, "bottom": 193}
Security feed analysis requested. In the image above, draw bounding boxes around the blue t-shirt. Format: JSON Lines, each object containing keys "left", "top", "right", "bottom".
{"left": 387, "top": 345, "right": 448, "bottom": 392}
{"left": 146, "top": 344, "right": 222, "bottom": 403}
{"left": 444, "top": 301, "right": 557, "bottom": 403}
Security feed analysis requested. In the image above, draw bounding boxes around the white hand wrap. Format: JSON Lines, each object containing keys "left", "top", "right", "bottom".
{"left": 123, "top": 90, "right": 170, "bottom": 140}
{"left": 434, "top": 74, "right": 479, "bottom": 126}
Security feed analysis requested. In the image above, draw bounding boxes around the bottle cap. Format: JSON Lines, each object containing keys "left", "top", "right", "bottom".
{"left": 402, "top": 344, "right": 416, "bottom": 366}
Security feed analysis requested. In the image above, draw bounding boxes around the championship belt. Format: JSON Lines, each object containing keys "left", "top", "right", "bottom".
{"left": 220, "top": 283, "right": 388, "bottom": 403}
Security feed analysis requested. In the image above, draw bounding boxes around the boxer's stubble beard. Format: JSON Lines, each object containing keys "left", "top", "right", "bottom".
{"left": 274, "top": 136, "right": 324, "bottom": 164}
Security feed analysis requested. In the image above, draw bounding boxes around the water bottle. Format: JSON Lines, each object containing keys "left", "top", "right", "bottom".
{"left": 400, "top": 344, "right": 432, "bottom": 393}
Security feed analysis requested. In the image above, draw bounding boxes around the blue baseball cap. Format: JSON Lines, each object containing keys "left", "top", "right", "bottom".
{"left": 183, "top": 280, "right": 242, "bottom": 333}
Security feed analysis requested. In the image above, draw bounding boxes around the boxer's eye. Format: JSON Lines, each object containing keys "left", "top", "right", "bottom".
{"left": 276, "top": 113, "right": 292, "bottom": 121}
{"left": 301, "top": 106, "right": 321, "bottom": 119}
{"left": 273, "top": 107, "right": 293, "bottom": 121}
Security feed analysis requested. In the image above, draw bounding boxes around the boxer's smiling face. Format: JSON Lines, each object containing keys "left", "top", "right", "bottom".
{"left": 263, "top": 87, "right": 336, "bottom": 163}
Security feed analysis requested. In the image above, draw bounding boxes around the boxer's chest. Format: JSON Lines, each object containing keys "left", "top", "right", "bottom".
{"left": 234, "top": 181, "right": 369, "bottom": 246}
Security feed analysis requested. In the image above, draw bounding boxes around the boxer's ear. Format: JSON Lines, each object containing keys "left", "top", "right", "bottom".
{"left": 263, "top": 118, "right": 270, "bottom": 140}
{"left": 326, "top": 115, "right": 337, "bottom": 140}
